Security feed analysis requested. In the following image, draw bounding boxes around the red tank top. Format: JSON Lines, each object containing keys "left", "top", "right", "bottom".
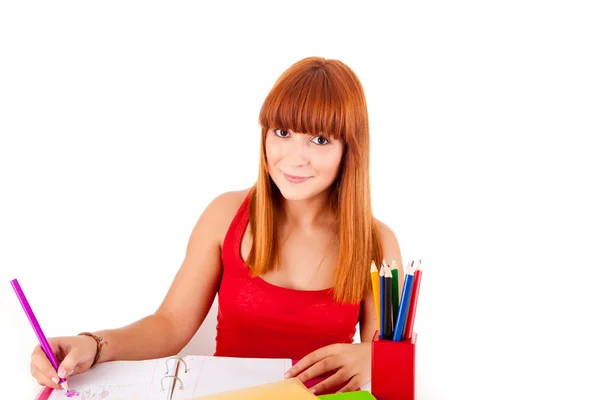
{"left": 214, "top": 193, "right": 360, "bottom": 360}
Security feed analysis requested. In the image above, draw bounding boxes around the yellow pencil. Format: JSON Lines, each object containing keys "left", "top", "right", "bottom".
{"left": 370, "top": 260, "right": 381, "bottom": 331}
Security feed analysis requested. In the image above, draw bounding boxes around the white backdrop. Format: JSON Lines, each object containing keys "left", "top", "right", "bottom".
{"left": 1, "top": 1, "right": 599, "bottom": 399}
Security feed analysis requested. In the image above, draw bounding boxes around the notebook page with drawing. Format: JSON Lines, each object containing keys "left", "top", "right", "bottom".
{"left": 40, "top": 355, "right": 291, "bottom": 400}
{"left": 46, "top": 357, "right": 173, "bottom": 400}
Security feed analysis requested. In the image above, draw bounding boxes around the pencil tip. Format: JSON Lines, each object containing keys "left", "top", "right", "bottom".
{"left": 60, "top": 381, "right": 69, "bottom": 391}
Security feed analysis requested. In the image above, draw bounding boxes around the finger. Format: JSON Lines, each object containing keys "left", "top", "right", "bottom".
{"left": 307, "top": 369, "right": 349, "bottom": 395}
{"left": 30, "top": 362, "right": 61, "bottom": 389}
{"left": 296, "top": 356, "right": 341, "bottom": 383}
{"left": 31, "top": 346, "right": 61, "bottom": 384}
{"left": 335, "top": 375, "right": 362, "bottom": 393}
{"left": 285, "top": 344, "right": 339, "bottom": 378}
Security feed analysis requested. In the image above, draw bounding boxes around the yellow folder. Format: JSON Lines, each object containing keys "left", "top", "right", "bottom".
{"left": 192, "top": 377, "right": 317, "bottom": 399}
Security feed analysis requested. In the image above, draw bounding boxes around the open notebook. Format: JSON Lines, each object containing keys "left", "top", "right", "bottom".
{"left": 37, "top": 355, "right": 294, "bottom": 400}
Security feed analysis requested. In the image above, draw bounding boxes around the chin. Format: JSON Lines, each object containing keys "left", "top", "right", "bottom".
{"left": 276, "top": 186, "right": 316, "bottom": 201}
{"left": 279, "top": 191, "right": 315, "bottom": 201}
{"left": 270, "top": 178, "right": 315, "bottom": 202}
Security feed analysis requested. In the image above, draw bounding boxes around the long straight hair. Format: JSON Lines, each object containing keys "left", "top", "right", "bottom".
{"left": 246, "top": 57, "right": 383, "bottom": 304}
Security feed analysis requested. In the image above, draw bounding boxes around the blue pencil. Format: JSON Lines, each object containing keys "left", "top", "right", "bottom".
{"left": 379, "top": 263, "right": 385, "bottom": 338}
{"left": 392, "top": 261, "right": 415, "bottom": 341}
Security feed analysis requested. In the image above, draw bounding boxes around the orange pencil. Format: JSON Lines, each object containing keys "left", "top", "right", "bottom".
{"left": 404, "top": 259, "right": 422, "bottom": 340}
{"left": 370, "top": 260, "right": 381, "bottom": 331}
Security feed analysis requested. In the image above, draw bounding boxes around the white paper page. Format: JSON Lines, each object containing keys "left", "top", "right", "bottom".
{"left": 47, "top": 357, "right": 176, "bottom": 400}
{"left": 171, "top": 355, "right": 292, "bottom": 399}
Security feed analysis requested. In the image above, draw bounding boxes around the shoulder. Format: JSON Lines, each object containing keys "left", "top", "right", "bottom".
{"left": 203, "top": 187, "right": 252, "bottom": 244}
{"left": 207, "top": 187, "right": 251, "bottom": 215}
{"left": 374, "top": 217, "right": 402, "bottom": 262}
{"left": 374, "top": 218, "right": 398, "bottom": 244}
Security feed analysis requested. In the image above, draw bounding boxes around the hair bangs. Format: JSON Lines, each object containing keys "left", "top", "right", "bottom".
{"left": 259, "top": 69, "right": 347, "bottom": 141}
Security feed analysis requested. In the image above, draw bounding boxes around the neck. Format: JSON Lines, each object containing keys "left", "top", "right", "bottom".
{"left": 281, "top": 191, "right": 334, "bottom": 230}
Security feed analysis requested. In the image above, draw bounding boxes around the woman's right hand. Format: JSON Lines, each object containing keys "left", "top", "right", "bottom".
{"left": 30, "top": 335, "right": 97, "bottom": 389}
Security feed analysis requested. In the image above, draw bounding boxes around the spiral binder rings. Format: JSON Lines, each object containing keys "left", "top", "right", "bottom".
{"left": 162, "top": 356, "right": 190, "bottom": 400}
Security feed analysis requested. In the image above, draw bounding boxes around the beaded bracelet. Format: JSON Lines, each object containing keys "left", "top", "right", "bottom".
{"left": 78, "top": 332, "right": 108, "bottom": 367}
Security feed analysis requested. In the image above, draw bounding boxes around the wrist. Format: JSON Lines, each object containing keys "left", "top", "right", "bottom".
{"left": 78, "top": 332, "right": 108, "bottom": 366}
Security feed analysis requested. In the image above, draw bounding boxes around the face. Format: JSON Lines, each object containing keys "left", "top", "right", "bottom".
{"left": 265, "top": 128, "right": 344, "bottom": 201}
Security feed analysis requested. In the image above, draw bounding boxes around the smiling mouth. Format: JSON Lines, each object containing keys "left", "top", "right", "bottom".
{"left": 282, "top": 171, "right": 312, "bottom": 183}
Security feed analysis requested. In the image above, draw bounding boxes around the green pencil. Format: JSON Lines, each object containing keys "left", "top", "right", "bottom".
{"left": 390, "top": 257, "right": 400, "bottom": 326}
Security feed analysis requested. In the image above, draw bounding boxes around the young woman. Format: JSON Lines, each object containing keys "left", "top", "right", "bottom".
{"left": 30, "top": 56, "right": 403, "bottom": 395}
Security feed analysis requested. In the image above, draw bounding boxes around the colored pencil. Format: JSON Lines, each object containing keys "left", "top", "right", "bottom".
{"left": 390, "top": 257, "right": 400, "bottom": 327}
{"left": 379, "top": 263, "right": 385, "bottom": 338}
{"left": 404, "top": 259, "right": 422, "bottom": 340}
{"left": 370, "top": 260, "right": 381, "bottom": 332}
{"left": 11, "top": 279, "right": 69, "bottom": 390}
{"left": 392, "top": 261, "right": 415, "bottom": 341}
{"left": 383, "top": 265, "right": 394, "bottom": 339}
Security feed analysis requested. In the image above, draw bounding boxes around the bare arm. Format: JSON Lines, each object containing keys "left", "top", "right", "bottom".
{"left": 92, "top": 191, "right": 242, "bottom": 363}
{"left": 359, "top": 219, "right": 403, "bottom": 342}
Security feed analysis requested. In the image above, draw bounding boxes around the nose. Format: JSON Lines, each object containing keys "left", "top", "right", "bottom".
{"left": 286, "top": 136, "right": 310, "bottom": 167}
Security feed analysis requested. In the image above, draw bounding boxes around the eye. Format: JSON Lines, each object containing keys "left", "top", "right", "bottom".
{"left": 274, "top": 129, "right": 290, "bottom": 138}
{"left": 311, "top": 136, "right": 330, "bottom": 145}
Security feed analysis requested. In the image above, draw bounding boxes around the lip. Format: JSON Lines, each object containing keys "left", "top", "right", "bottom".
{"left": 282, "top": 171, "right": 312, "bottom": 184}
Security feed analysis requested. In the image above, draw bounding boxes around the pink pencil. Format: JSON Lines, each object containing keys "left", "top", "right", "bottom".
{"left": 11, "top": 279, "right": 69, "bottom": 390}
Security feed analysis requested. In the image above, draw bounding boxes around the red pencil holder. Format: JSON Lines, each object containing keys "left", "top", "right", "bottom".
{"left": 371, "top": 331, "right": 417, "bottom": 400}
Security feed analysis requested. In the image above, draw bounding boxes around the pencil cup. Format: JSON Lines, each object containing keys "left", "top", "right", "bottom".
{"left": 371, "top": 331, "right": 417, "bottom": 400}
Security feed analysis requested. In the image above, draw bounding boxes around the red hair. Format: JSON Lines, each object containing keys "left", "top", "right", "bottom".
{"left": 246, "top": 57, "right": 383, "bottom": 304}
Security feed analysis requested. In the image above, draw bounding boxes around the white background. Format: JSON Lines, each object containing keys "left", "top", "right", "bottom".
{"left": 1, "top": 1, "right": 599, "bottom": 399}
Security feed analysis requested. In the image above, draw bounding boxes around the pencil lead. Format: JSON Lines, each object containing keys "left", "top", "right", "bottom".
{"left": 384, "top": 264, "right": 393, "bottom": 277}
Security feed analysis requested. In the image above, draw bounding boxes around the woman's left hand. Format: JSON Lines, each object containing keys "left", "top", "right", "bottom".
{"left": 284, "top": 342, "right": 371, "bottom": 394}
